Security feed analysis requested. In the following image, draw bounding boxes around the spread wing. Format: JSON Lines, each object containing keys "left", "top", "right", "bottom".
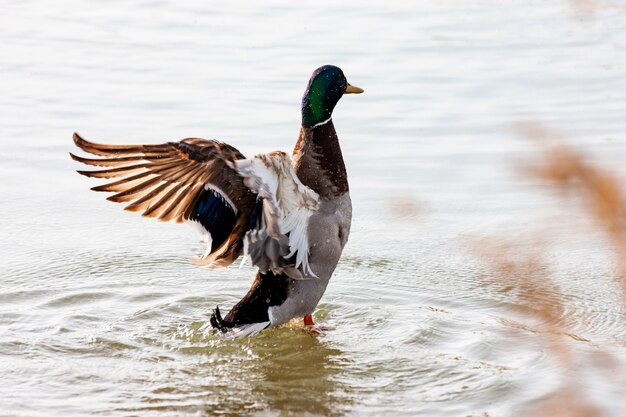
{"left": 234, "top": 152, "right": 320, "bottom": 279}
{"left": 70, "top": 132, "right": 257, "bottom": 269}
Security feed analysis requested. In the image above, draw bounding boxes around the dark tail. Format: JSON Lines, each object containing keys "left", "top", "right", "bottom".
{"left": 210, "top": 306, "right": 231, "bottom": 332}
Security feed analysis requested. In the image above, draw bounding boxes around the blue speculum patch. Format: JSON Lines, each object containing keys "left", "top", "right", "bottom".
{"left": 191, "top": 188, "right": 237, "bottom": 251}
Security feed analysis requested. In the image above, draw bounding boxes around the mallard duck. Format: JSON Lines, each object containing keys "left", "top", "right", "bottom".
{"left": 70, "top": 65, "right": 363, "bottom": 336}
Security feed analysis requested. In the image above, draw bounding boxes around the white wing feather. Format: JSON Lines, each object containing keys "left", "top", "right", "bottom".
{"left": 233, "top": 152, "right": 319, "bottom": 278}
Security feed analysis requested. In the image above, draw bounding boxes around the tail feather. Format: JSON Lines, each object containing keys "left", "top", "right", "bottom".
{"left": 209, "top": 306, "right": 229, "bottom": 332}
{"left": 209, "top": 305, "right": 271, "bottom": 338}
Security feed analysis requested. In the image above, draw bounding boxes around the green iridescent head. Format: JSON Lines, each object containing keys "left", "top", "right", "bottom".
{"left": 301, "top": 65, "right": 363, "bottom": 128}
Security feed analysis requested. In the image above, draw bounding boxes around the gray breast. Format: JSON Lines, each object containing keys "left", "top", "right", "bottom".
{"left": 268, "top": 193, "right": 352, "bottom": 325}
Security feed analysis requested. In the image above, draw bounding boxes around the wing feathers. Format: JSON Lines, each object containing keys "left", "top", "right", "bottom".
{"left": 72, "top": 133, "right": 318, "bottom": 276}
{"left": 234, "top": 152, "right": 320, "bottom": 278}
{"left": 77, "top": 164, "right": 151, "bottom": 179}
{"left": 73, "top": 132, "right": 170, "bottom": 157}
{"left": 71, "top": 132, "right": 257, "bottom": 269}
{"left": 171, "top": 183, "right": 203, "bottom": 222}
{"left": 69, "top": 153, "right": 149, "bottom": 167}
{"left": 106, "top": 175, "right": 162, "bottom": 203}
{"left": 91, "top": 171, "right": 155, "bottom": 193}
{"left": 142, "top": 183, "right": 186, "bottom": 219}
{"left": 124, "top": 181, "right": 175, "bottom": 213}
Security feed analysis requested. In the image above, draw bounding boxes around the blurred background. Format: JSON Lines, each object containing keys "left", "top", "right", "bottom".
{"left": 1, "top": 1, "right": 625, "bottom": 416}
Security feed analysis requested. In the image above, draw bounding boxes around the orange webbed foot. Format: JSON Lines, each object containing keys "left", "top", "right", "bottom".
{"left": 303, "top": 314, "right": 327, "bottom": 334}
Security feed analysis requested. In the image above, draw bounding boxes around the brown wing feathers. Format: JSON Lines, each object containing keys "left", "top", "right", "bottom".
{"left": 70, "top": 132, "right": 257, "bottom": 268}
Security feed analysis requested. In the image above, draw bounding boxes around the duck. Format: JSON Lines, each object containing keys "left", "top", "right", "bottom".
{"left": 70, "top": 65, "right": 363, "bottom": 337}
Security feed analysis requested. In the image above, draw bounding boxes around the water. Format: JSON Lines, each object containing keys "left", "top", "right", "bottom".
{"left": 1, "top": 1, "right": 626, "bottom": 416}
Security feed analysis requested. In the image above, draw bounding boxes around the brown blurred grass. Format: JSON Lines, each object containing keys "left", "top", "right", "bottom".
{"left": 388, "top": 195, "right": 430, "bottom": 221}
{"left": 516, "top": 122, "right": 626, "bottom": 298}
{"left": 570, "top": 0, "right": 597, "bottom": 15}
{"left": 474, "top": 122, "right": 624, "bottom": 416}
{"left": 474, "top": 237, "right": 603, "bottom": 417}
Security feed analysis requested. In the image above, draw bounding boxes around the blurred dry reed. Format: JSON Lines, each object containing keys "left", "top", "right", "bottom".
{"left": 388, "top": 195, "right": 429, "bottom": 221}
{"left": 474, "top": 122, "right": 625, "bottom": 416}
{"left": 570, "top": 0, "right": 597, "bottom": 13}
{"left": 516, "top": 122, "right": 626, "bottom": 299}
{"left": 475, "top": 237, "right": 604, "bottom": 417}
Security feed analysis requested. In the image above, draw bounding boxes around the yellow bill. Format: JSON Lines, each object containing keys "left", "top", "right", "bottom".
{"left": 345, "top": 83, "right": 364, "bottom": 94}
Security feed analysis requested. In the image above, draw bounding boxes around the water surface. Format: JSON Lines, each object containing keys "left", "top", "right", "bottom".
{"left": 1, "top": 1, "right": 626, "bottom": 416}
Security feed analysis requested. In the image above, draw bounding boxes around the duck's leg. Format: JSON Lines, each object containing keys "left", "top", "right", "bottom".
{"left": 303, "top": 314, "right": 326, "bottom": 335}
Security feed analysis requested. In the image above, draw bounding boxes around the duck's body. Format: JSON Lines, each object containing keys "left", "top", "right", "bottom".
{"left": 71, "top": 65, "right": 362, "bottom": 336}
